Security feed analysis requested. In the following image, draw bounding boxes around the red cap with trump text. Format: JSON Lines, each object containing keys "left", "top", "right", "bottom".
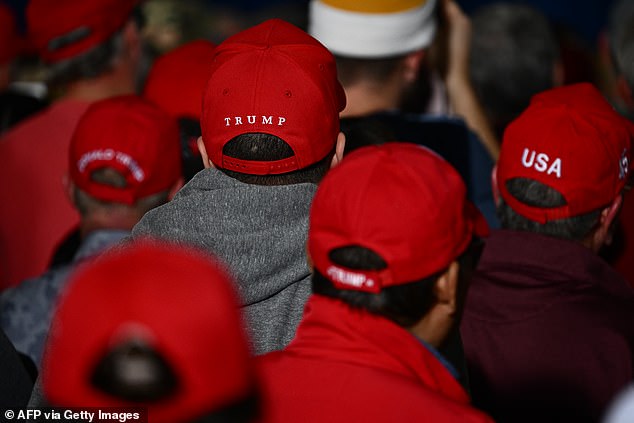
{"left": 201, "top": 19, "right": 346, "bottom": 175}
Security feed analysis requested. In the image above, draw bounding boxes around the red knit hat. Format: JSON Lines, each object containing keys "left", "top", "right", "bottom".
{"left": 201, "top": 19, "right": 346, "bottom": 175}
{"left": 309, "top": 142, "right": 488, "bottom": 293}
{"left": 42, "top": 240, "right": 257, "bottom": 423}
{"left": 497, "top": 83, "right": 633, "bottom": 223}
{"left": 69, "top": 95, "right": 182, "bottom": 205}
{"left": 143, "top": 40, "right": 216, "bottom": 120}
{"left": 27, "top": 0, "right": 138, "bottom": 63}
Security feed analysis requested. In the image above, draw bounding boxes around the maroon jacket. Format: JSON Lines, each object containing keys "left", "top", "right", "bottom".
{"left": 461, "top": 230, "right": 634, "bottom": 422}
{"left": 257, "top": 295, "right": 492, "bottom": 423}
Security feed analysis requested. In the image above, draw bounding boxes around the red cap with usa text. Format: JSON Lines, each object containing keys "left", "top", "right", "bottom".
{"left": 497, "top": 83, "right": 633, "bottom": 223}
{"left": 69, "top": 95, "right": 182, "bottom": 205}
{"left": 201, "top": 19, "right": 346, "bottom": 175}
{"left": 309, "top": 142, "right": 488, "bottom": 293}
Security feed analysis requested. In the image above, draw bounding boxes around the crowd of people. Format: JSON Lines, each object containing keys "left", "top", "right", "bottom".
{"left": 0, "top": 0, "right": 632, "bottom": 422}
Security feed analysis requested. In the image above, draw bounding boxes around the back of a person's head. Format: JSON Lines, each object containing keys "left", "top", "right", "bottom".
{"left": 308, "top": 0, "right": 437, "bottom": 60}
{"left": 199, "top": 19, "right": 346, "bottom": 186}
{"left": 308, "top": 0, "right": 438, "bottom": 87}
{"left": 68, "top": 94, "right": 182, "bottom": 218}
{"left": 42, "top": 240, "right": 259, "bottom": 423}
{"left": 470, "top": 2, "right": 560, "bottom": 137}
{"left": 608, "top": 0, "right": 634, "bottom": 92}
{"left": 496, "top": 83, "right": 632, "bottom": 242}
{"left": 143, "top": 40, "right": 216, "bottom": 182}
{"left": 309, "top": 142, "right": 487, "bottom": 328}
{"left": 27, "top": 0, "right": 142, "bottom": 87}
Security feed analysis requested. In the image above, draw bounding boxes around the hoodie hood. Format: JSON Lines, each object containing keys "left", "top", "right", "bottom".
{"left": 132, "top": 168, "right": 317, "bottom": 353}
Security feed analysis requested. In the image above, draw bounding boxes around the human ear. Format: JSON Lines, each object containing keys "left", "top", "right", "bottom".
{"left": 197, "top": 137, "right": 214, "bottom": 169}
{"left": 330, "top": 132, "right": 346, "bottom": 168}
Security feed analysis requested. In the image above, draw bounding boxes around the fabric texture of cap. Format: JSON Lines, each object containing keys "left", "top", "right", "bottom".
{"left": 309, "top": 0, "right": 438, "bottom": 58}
{"left": 144, "top": 40, "right": 216, "bottom": 120}
{"left": 201, "top": 18, "right": 346, "bottom": 175}
{"left": 27, "top": 0, "right": 138, "bottom": 63}
{"left": 309, "top": 142, "right": 488, "bottom": 293}
{"left": 0, "top": 4, "right": 21, "bottom": 64}
{"left": 42, "top": 240, "right": 256, "bottom": 423}
{"left": 69, "top": 95, "right": 182, "bottom": 205}
{"left": 497, "top": 82, "right": 633, "bottom": 223}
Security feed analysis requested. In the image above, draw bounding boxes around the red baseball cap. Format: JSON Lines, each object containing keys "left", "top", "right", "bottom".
{"left": 69, "top": 95, "right": 182, "bottom": 205}
{"left": 497, "top": 83, "right": 633, "bottom": 223}
{"left": 309, "top": 142, "right": 488, "bottom": 293}
{"left": 143, "top": 40, "right": 216, "bottom": 120}
{"left": 201, "top": 19, "right": 346, "bottom": 175}
{"left": 42, "top": 240, "right": 257, "bottom": 423}
{"left": 27, "top": 0, "right": 138, "bottom": 63}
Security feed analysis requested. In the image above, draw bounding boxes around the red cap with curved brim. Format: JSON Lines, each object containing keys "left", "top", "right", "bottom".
{"left": 309, "top": 142, "right": 488, "bottom": 293}
{"left": 498, "top": 83, "right": 633, "bottom": 223}
{"left": 144, "top": 40, "right": 216, "bottom": 120}
{"left": 42, "top": 240, "right": 256, "bottom": 423}
{"left": 201, "top": 19, "right": 346, "bottom": 175}
{"left": 69, "top": 95, "right": 182, "bottom": 205}
{"left": 27, "top": 0, "right": 138, "bottom": 63}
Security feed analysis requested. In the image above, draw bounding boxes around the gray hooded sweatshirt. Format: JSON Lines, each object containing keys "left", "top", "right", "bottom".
{"left": 131, "top": 168, "right": 316, "bottom": 355}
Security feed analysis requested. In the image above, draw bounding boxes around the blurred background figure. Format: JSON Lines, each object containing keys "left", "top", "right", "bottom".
{"left": 41, "top": 241, "right": 259, "bottom": 423}
{"left": 469, "top": 2, "right": 562, "bottom": 140}
{"left": 0, "top": 2, "right": 48, "bottom": 134}
{"left": 143, "top": 39, "right": 215, "bottom": 182}
{"left": 599, "top": 0, "right": 634, "bottom": 119}
{"left": 141, "top": 0, "right": 210, "bottom": 54}
{"left": 308, "top": 0, "right": 499, "bottom": 228}
{"left": 0, "top": 0, "right": 145, "bottom": 290}
{"left": 1, "top": 95, "right": 182, "bottom": 372}
{"left": 0, "top": 3, "right": 18, "bottom": 91}
{"left": 461, "top": 0, "right": 616, "bottom": 88}
{"left": 597, "top": 0, "right": 634, "bottom": 288}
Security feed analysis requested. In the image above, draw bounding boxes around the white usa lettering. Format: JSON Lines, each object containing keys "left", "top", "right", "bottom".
{"left": 521, "top": 148, "right": 562, "bottom": 178}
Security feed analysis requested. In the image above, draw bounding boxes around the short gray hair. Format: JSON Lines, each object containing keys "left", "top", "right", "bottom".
{"left": 497, "top": 178, "right": 601, "bottom": 242}
{"left": 73, "top": 167, "right": 169, "bottom": 217}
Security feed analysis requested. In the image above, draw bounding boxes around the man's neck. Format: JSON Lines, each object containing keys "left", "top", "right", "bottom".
{"left": 79, "top": 210, "right": 142, "bottom": 240}
{"left": 341, "top": 80, "right": 402, "bottom": 118}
